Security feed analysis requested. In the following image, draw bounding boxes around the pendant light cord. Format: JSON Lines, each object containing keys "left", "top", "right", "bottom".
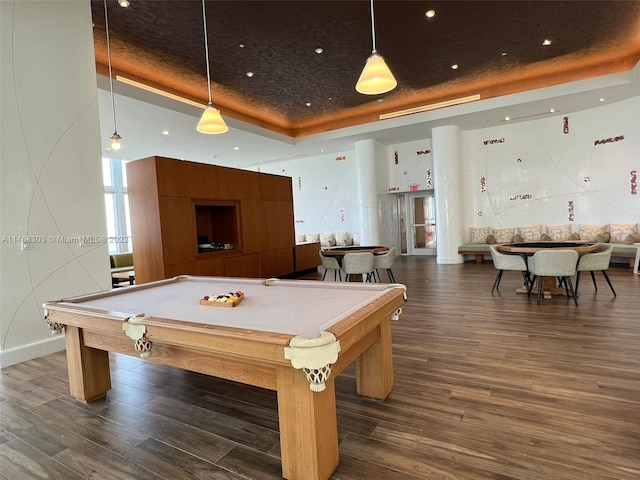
{"left": 104, "top": 0, "right": 118, "bottom": 133}
{"left": 201, "top": 0, "right": 213, "bottom": 105}
{"left": 369, "top": 0, "right": 377, "bottom": 54}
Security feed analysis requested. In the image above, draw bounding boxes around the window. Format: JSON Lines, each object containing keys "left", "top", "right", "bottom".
{"left": 102, "top": 157, "right": 132, "bottom": 254}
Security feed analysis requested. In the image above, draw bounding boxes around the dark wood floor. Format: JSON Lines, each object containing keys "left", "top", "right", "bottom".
{"left": 1, "top": 257, "right": 639, "bottom": 480}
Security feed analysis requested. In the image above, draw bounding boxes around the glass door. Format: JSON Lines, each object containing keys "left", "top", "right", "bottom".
{"left": 407, "top": 192, "right": 436, "bottom": 255}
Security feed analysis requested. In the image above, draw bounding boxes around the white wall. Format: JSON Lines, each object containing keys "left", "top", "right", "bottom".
{"left": 461, "top": 97, "right": 640, "bottom": 237}
{"left": 254, "top": 151, "right": 360, "bottom": 236}
{"left": 255, "top": 97, "right": 639, "bottom": 255}
{"left": 0, "top": 0, "right": 111, "bottom": 367}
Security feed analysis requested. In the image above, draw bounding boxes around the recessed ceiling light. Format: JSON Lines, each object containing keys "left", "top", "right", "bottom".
{"left": 238, "top": 43, "right": 245, "bottom": 48}
{"left": 117, "top": 0, "right": 130, "bottom": 7}
{"left": 234, "top": 146, "right": 239, "bottom": 151}
{"left": 542, "top": 39, "right": 552, "bottom": 46}
{"left": 599, "top": 97, "right": 605, "bottom": 102}
{"left": 501, "top": 52, "right": 507, "bottom": 56}
{"left": 305, "top": 102, "right": 311, "bottom": 107}
{"left": 328, "top": 97, "right": 333, "bottom": 101}
{"left": 425, "top": 9, "right": 435, "bottom": 18}
{"left": 505, "top": 116, "right": 510, "bottom": 121}
{"left": 451, "top": 64, "right": 459, "bottom": 70}
{"left": 162, "top": 129, "right": 169, "bottom": 135}
{"left": 246, "top": 71, "right": 254, "bottom": 77}
{"left": 549, "top": 108, "right": 555, "bottom": 113}
{"left": 315, "top": 47, "right": 324, "bottom": 54}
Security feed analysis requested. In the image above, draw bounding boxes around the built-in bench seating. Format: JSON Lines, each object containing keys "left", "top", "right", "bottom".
{"left": 459, "top": 223, "right": 639, "bottom": 268}
{"left": 458, "top": 243, "right": 637, "bottom": 267}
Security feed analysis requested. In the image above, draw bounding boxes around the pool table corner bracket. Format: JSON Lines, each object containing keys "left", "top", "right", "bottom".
{"left": 388, "top": 283, "right": 407, "bottom": 320}
{"left": 43, "top": 302, "right": 64, "bottom": 335}
{"left": 122, "top": 314, "right": 153, "bottom": 358}
{"left": 284, "top": 331, "right": 341, "bottom": 392}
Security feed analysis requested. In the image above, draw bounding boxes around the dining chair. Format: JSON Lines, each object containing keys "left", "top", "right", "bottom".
{"left": 526, "top": 250, "right": 579, "bottom": 305}
{"left": 489, "top": 245, "right": 530, "bottom": 294}
{"left": 575, "top": 244, "right": 616, "bottom": 297}
{"left": 318, "top": 251, "right": 342, "bottom": 281}
{"left": 342, "top": 252, "right": 375, "bottom": 282}
{"left": 373, "top": 247, "right": 396, "bottom": 282}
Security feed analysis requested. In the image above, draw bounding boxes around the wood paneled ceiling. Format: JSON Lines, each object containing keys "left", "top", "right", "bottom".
{"left": 91, "top": 1, "right": 640, "bottom": 138}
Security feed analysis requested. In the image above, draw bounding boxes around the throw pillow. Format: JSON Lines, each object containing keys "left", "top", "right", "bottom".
{"left": 319, "top": 233, "right": 336, "bottom": 246}
{"left": 305, "top": 233, "right": 320, "bottom": 243}
{"left": 512, "top": 234, "right": 523, "bottom": 243}
{"left": 295, "top": 234, "right": 306, "bottom": 244}
{"left": 608, "top": 223, "right": 637, "bottom": 244}
{"left": 540, "top": 233, "right": 552, "bottom": 241}
{"left": 487, "top": 234, "right": 496, "bottom": 244}
{"left": 335, "top": 231, "right": 353, "bottom": 246}
{"left": 517, "top": 225, "right": 542, "bottom": 242}
{"left": 546, "top": 224, "right": 572, "bottom": 241}
{"left": 469, "top": 227, "right": 490, "bottom": 244}
{"left": 578, "top": 224, "right": 606, "bottom": 242}
{"left": 596, "top": 232, "right": 611, "bottom": 243}
{"left": 492, "top": 227, "right": 514, "bottom": 244}
{"left": 628, "top": 233, "right": 640, "bottom": 243}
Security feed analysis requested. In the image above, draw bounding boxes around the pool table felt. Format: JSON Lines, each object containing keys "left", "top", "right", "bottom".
{"left": 59, "top": 277, "right": 398, "bottom": 339}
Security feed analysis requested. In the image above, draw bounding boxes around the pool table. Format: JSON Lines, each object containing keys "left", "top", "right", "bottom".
{"left": 44, "top": 275, "right": 406, "bottom": 480}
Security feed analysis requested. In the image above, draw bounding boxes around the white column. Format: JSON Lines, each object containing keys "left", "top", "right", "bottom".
{"left": 355, "top": 140, "right": 380, "bottom": 245}
{"left": 432, "top": 126, "right": 464, "bottom": 264}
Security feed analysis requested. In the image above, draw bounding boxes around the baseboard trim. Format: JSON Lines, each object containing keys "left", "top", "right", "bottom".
{"left": 0, "top": 335, "right": 65, "bottom": 368}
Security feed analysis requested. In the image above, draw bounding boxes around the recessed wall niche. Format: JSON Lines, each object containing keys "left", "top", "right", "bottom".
{"left": 194, "top": 201, "right": 240, "bottom": 253}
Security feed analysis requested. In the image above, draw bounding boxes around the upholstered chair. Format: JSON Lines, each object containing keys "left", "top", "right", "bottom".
{"left": 527, "top": 250, "right": 579, "bottom": 305}
{"left": 489, "top": 245, "right": 529, "bottom": 294}
{"left": 575, "top": 244, "right": 616, "bottom": 296}
{"left": 373, "top": 247, "right": 397, "bottom": 282}
{"left": 342, "top": 252, "right": 375, "bottom": 282}
{"left": 318, "top": 251, "right": 342, "bottom": 281}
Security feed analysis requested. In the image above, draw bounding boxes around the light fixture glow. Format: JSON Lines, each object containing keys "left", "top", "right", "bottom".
{"left": 379, "top": 94, "right": 480, "bottom": 119}
{"left": 246, "top": 71, "right": 254, "bottom": 77}
{"left": 104, "top": 0, "right": 123, "bottom": 151}
{"left": 315, "top": 47, "right": 324, "bottom": 54}
{"left": 197, "top": 0, "right": 228, "bottom": 134}
{"left": 162, "top": 129, "right": 169, "bottom": 135}
{"left": 116, "top": 75, "right": 205, "bottom": 108}
{"left": 117, "top": 0, "right": 130, "bottom": 7}
{"left": 505, "top": 116, "right": 510, "bottom": 121}
{"left": 542, "top": 39, "right": 552, "bottom": 46}
{"left": 356, "top": 0, "right": 397, "bottom": 95}
{"left": 451, "top": 64, "right": 459, "bottom": 70}
{"left": 425, "top": 9, "right": 435, "bottom": 18}
{"left": 197, "top": 105, "right": 228, "bottom": 134}
{"left": 109, "top": 133, "right": 122, "bottom": 150}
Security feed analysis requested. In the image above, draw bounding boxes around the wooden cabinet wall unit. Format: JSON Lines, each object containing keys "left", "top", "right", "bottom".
{"left": 294, "top": 242, "right": 322, "bottom": 272}
{"left": 127, "top": 156, "right": 300, "bottom": 284}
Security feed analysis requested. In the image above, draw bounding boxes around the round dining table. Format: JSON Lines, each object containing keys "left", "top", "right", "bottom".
{"left": 496, "top": 241, "right": 600, "bottom": 298}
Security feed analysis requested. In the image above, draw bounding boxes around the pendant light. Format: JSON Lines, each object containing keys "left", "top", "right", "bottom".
{"left": 356, "top": 0, "right": 397, "bottom": 95}
{"left": 197, "top": 0, "right": 228, "bottom": 134}
{"left": 104, "top": 0, "right": 122, "bottom": 151}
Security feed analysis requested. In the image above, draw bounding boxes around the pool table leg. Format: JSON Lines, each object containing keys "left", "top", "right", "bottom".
{"left": 276, "top": 366, "right": 339, "bottom": 480}
{"left": 356, "top": 317, "right": 394, "bottom": 400}
{"left": 65, "top": 326, "right": 111, "bottom": 402}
